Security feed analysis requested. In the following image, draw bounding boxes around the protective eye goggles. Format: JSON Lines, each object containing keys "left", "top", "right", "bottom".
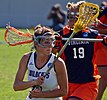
{"left": 67, "top": 12, "right": 79, "bottom": 19}
{"left": 34, "top": 35, "right": 56, "bottom": 48}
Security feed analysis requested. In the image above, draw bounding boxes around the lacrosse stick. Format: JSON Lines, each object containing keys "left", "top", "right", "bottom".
{"left": 31, "top": 2, "right": 99, "bottom": 93}
{"left": 4, "top": 24, "right": 33, "bottom": 46}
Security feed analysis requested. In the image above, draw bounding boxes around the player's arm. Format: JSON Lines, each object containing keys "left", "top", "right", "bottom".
{"left": 54, "top": 57, "right": 68, "bottom": 96}
{"left": 13, "top": 53, "right": 45, "bottom": 91}
{"left": 13, "top": 53, "right": 35, "bottom": 91}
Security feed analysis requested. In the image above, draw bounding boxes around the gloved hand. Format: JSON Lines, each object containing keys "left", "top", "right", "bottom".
{"left": 54, "top": 36, "right": 62, "bottom": 49}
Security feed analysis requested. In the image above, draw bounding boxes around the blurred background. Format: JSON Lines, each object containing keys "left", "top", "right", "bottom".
{"left": 0, "top": 0, "right": 106, "bottom": 28}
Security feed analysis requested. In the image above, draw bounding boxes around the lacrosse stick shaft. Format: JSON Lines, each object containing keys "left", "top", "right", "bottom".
{"left": 62, "top": 38, "right": 103, "bottom": 42}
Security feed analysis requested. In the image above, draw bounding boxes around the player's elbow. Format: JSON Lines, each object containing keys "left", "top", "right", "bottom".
{"left": 13, "top": 85, "right": 17, "bottom": 91}
{"left": 13, "top": 83, "right": 19, "bottom": 91}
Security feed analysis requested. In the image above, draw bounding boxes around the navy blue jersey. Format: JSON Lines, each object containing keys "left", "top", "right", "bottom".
{"left": 59, "top": 28, "right": 99, "bottom": 83}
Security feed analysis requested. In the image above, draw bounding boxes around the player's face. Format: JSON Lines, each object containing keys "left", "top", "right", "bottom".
{"left": 67, "top": 8, "right": 79, "bottom": 27}
{"left": 34, "top": 34, "right": 55, "bottom": 55}
{"left": 37, "top": 43, "right": 53, "bottom": 56}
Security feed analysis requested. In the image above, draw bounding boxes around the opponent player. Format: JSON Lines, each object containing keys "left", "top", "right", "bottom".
{"left": 93, "top": 6, "right": 107, "bottom": 100}
{"left": 13, "top": 25, "right": 68, "bottom": 100}
{"left": 54, "top": 1, "right": 107, "bottom": 100}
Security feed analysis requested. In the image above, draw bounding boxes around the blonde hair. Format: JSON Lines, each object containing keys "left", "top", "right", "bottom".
{"left": 66, "top": 1, "right": 86, "bottom": 9}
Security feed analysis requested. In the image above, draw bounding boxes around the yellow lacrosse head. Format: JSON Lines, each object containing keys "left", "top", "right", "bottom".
{"left": 73, "top": 2, "right": 99, "bottom": 33}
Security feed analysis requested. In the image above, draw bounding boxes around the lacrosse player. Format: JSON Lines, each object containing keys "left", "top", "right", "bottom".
{"left": 54, "top": 1, "right": 107, "bottom": 100}
{"left": 93, "top": 6, "right": 107, "bottom": 100}
{"left": 13, "top": 25, "right": 68, "bottom": 100}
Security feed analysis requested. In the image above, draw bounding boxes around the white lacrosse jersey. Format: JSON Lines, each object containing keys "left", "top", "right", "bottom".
{"left": 26, "top": 52, "right": 62, "bottom": 100}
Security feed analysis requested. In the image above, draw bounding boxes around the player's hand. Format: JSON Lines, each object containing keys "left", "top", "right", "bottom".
{"left": 33, "top": 76, "right": 44, "bottom": 86}
{"left": 29, "top": 89, "right": 43, "bottom": 98}
{"left": 29, "top": 76, "right": 44, "bottom": 99}
{"left": 29, "top": 86, "right": 42, "bottom": 98}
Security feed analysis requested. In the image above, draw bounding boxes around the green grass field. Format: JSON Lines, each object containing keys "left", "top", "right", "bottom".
{"left": 0, "top": 28, "right": 107, "bottom": 100}
{"left": 0, "top": 28, "right": 33, "bottom": 100}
